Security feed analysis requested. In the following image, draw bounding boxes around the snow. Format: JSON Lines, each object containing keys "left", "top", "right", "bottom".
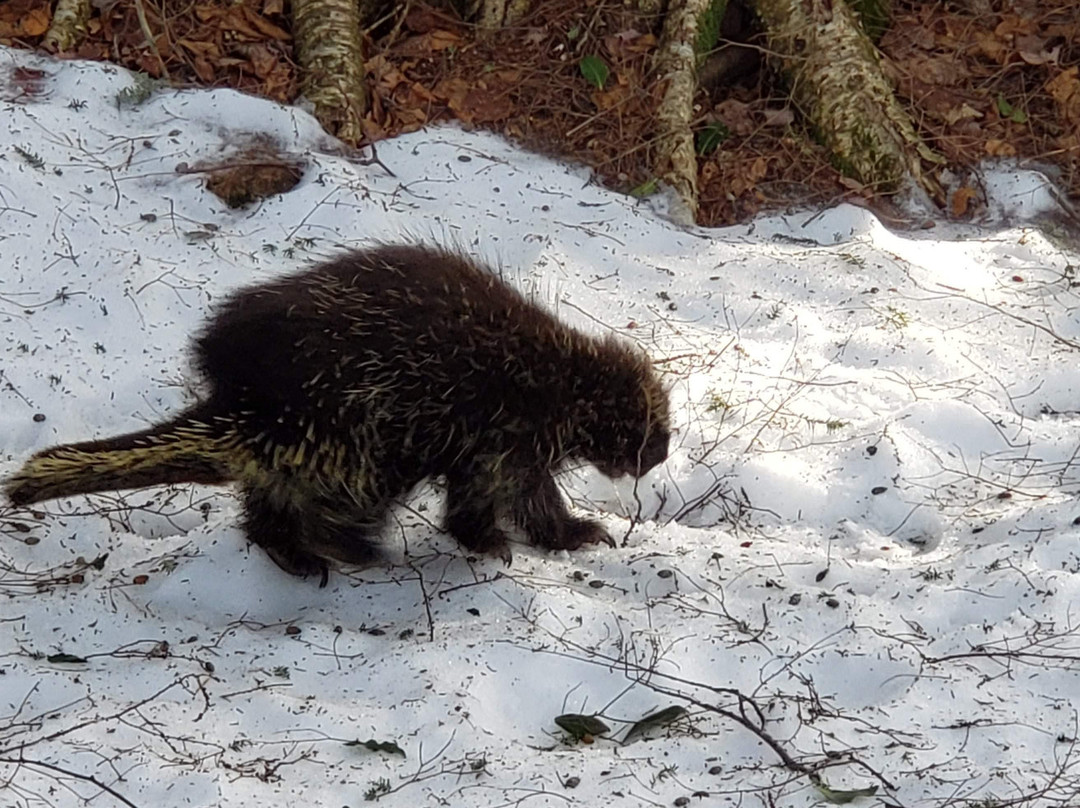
{"left": 3, "top": 47, "right": 1080, "bottom": 808}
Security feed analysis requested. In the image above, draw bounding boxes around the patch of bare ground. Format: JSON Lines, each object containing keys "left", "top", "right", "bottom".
{"left": 2, "top": 0, "right": 1077, "bottom": 224}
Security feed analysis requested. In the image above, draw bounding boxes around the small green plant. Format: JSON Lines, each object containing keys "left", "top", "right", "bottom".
{"left": 116, "top": 73, "right": 159, "bottom": 108}
{"left": 883, "top": 305, "right": 910, "bottom": 329}
{"left": 579, "top": 55, "right": 609, "bottom": 89}
{"left": 996, "top": 94, "right": 1028, "bottom": 124}
{"left": 706, "top": 393, "right": 730, "bottom": 413}
{"left": 695, "top": 122, "right": 729, "bottom": 156}
{"left": 629, "top": 178, "right": 658, "bottom": 198}
{"left": 695, "top": 0, "right": 726, "bottom": 56}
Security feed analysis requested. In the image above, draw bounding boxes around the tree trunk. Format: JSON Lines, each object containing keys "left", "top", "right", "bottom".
{"left": 42, "top": 0, "right": 90, "bottom": 51}
{"left": 292, "top": 0, "right": 368, "bottom": 146}
{"left": 755, "top": 0, "right": 945, "bottom": 204}
{"left": 652, "top": 0, "right": 717, "bottom": 224}
{"left": 470, "top": 0, "right": 531, "bottom": 29}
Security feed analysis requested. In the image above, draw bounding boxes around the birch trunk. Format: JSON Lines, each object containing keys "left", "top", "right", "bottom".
{"left": 292, "top": 0, "right": 368, "bottom": 146}
{"left": 755, "top": 0, "right": 945, "bottom": 204}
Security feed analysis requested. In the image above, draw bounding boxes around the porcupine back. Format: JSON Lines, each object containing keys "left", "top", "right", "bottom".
{"left": 192, "top": 244, "right": 606, "bottom": 487}
{"left": 3, "top": 244, "right": 670, "bottom": 583}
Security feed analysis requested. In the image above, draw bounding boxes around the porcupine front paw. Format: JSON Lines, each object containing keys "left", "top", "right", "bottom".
{"left": 263, "top": 544, "right": 331, "bottom": 587}
{"left": 542, "top": 517, "right": 615, "bottom": 551}
{"left": 458, "top": 527, "right": 514, "bottom": 565}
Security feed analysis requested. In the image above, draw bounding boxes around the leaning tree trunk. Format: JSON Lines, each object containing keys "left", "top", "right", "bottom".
{"left": 755, "top": 0, "right": 945, "bottom": 205}
{"left": 42, "top": 0, "right": 91, "bottom": 51}
{"left": 291, "top": 0, "right": 368, "bottom": 146}
{"left": 652, "top": 0, "right": 717, "bottom": 225}
{"left": 469, "top": 0, "right": 532, "bottom": 29}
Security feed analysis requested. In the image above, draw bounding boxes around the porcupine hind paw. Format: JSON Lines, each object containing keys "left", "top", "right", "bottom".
{"left": 242, "top": 484, "right": 335, "bottom": 586}
{"left": 444, "top": 473, "right": 514, "bottom": 564}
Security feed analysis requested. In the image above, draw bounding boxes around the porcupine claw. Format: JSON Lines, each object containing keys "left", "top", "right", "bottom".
{"left": 264, "top": 545, "right": 331, "bottom": 587}
{"left": 548, "top": 518, "right": 615, "bottom": 551}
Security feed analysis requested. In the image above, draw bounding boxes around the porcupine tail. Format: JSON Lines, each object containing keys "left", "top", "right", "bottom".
{"left": 3, "top": 407, "right": 238, "bottom": 506}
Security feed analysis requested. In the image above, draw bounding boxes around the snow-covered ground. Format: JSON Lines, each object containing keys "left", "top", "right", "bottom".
{"left": 2, "top": 47, "right": 1080, "bottom": 808}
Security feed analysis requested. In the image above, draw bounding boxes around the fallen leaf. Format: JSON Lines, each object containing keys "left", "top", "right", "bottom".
{"left": 994, "top": 14, "right": 1036, "bottom": 40}
{"left": 453, "top": 86, "right": 514, "bottom": 124}
{"left": 554, "top": 714, "right": 611, "bottom": 740}
{"left": 1016, "top": 34, "right": 1060, "bottom": 66}
{"left": 761, "top": 107, "right": 795, "bottom": 127}
{"left": 239, "top": 6, "right": 290, "bottom": 40}
{"left": 405, "top": 6, "right": 463, "bottom": 35}
{"left": 714, "top": 98, "right": 754, "bottom": 135}
{"left": 591, "top": 84, "right": 628, "bottom": 111}
{"left": 973, "top": 30, "right": 1008, "bottom": 64}
{"left": 427, "top": 30, "right": 462, "bottom": 51}
{"left": 0, "top": 6, "right": 50, "bottom": 37}
{"left": 193, "top": 55, "right": 215, "bottom": 82}
{"left": 748, "top": 156, "right": 768, "bottom": 183}
{"left": 1046, "top": 68, "right": 1080, "bottom": 123}
{"left": 951, "top": 185, "right": 978, "bottom": 216}
{"left": 626, "top": 33, "right": 657, "bottom": 54}
{"left": 901, "top": 53, "right": 967, "bottom": 86}
{"left": 623, "top": 706, "right": 689, "bottom": 744}
{"left": 943, "top": 103, "right": 983, "bottom": 125}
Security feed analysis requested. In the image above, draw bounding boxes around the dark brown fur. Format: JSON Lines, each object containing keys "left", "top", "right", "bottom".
{"left": 4, "top": 245, "right": 670, "bottom": 584}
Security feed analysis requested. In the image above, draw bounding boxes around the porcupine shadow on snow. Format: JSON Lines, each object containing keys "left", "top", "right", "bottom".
{"left": 4, "top": 244, "right": 671, "bottom": 586}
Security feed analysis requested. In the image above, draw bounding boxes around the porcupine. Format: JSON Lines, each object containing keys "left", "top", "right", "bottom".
{"left": 3, "top": 245, "right": 671, "bottom": 585}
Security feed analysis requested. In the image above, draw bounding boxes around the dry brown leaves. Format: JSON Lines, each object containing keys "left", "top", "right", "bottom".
{"left": 367, "top": 0, "right": 664, "bottom": 193}
{"left": 0, "top": 0, "right": 50, "bottom": 39}
{"left": 3, "top": 0, "right": 296, "bottom": 101}
{"left": 3, "top": 0, "right": 1077, "bottom": 225}
{"left": 881, "top": 0, "right": 1080, "bottom": 212}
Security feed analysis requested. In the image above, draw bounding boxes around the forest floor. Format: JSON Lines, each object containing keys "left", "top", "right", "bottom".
{"left": 1, "top": 0, "right": 1078, "bottom": 226}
